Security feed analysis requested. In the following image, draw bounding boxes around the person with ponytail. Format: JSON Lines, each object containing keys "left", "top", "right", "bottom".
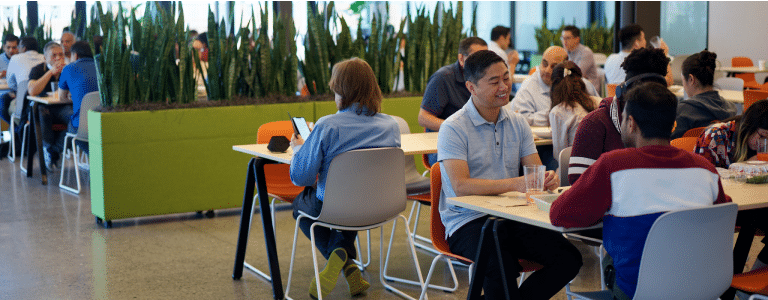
{"left": 671, "top": 50, "right": 737, "bottom": 139}
{"left": 549, "top": 61, "right": 601, "bottom": 162}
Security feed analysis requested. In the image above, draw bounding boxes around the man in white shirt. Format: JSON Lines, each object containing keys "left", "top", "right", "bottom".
{"left": 561, "top": 25, "right": 600, "bottom": 90}
{"left": 604, "top": 25, "right": 646, "bottom": 84}
{"left": 2, "top": 37, "right": 44, "bottom": 125}
{"left": 510, "top": 46, "right": 599, "bottom": 127}
{"left": 60, "top": 31, "right": 75, "bottom": 64}
{"left": 487, "top": 26, "right": 519, "bottom": 77}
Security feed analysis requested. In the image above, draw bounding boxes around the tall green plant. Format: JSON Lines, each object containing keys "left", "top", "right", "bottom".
{"left": 581, "top": 19, "right": 614, "bottom": 55}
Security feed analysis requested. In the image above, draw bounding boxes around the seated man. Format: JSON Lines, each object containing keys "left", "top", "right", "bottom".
{"left": 60, "top": 31, "right": 75, "bottom": 64}
{"left": 488, "top": 26, "right": 520, "bottom": 77}
{"left": 511, "top": 45, "right": 598, "bottom": 127}
{"left": 3, "top": 36, "right": 44, "bottom": 126}
{"left": 58, "top": 41, "right": 98, "bottom": 154}
{"left": 550, "top": 82, "right": 731, "bottom": 300}
{"left": 605, "top": 24, "right": 646, "bottom": 84}
{"left": 439, "top": 50, "right": 582, "bottom": 299}
{"left": 568, "top": 47, "right": 669, "bottom": 184}
{"left": 29, "top": 41, "right": 69, "bottom": 171}
{"left": 560, "top": 25, "right": 600, "bottom": 90}
{"left": 419, "top": 37, "right": 488, "bottom": 166}
{"left": 0, "top": 34, "right": 19, "bottom": 78}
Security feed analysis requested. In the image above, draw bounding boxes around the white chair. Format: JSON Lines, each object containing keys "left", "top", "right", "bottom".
{"left": 285, "top": 148, "right": 425, "bottom": 300}
{"left": 59, "top": 91, "right": 100, "bottom": 194}
{"left": 390, "top": 116, "right": 433, "bottom": 251}
{"left": 715, "top": 77, "right": 745, "bottom": 91}
{"left": 750, "top": 295, "right": 768, "bottom": 300}
{"left": 8, "top": 80, "right": 29, "bottom": 170}
{"left": 569, "top": 203, "right": 738, "bottom": 300}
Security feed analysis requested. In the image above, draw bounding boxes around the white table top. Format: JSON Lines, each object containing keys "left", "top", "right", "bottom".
{"left": 0, "top": 79, "right": 8, "bottom": 90}
{"left": 447, "top": 191, "right": 600, "bottom": 233}
{"left": 669, "top": 85, "right": 743, "bottom": 104}
{"left": 447, "top": 179, "right": 768, "bottom": 233}
{"left": 716, "top": 66, "right": 768, "bottom": 74}
{"left": 514, "top": 74, "right": 530, "bottom": 84}
{"left": 27, "top": 94, "right": 72, "bottom": 105}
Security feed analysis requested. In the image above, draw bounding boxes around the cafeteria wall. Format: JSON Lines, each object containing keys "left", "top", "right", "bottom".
{"left": 708, "top": 1, "right": 768, "bottom": 83}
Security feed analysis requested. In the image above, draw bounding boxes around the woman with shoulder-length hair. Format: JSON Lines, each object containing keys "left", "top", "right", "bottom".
{"left": 289, "top": 57, "right": 401, "bottom": 299}
{"left": 671, "top": 50, "right": 737, "bottom": 139}
{"left": 548, "top": 61, "right": 601, "bottom": 162}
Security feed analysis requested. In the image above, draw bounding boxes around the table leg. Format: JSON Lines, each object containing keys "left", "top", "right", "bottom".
{"left": 25, "top": 103, "right": 35, "bottom": 177}
{"left": 467, "top": 217, "right": 498, "bottom": 300}
{"left": 32, "top": 102, "right": 47, "bottom": 184}
{"left": 232, "top": 157, "right": 284, "bottom": 300}
{"left": 492, "top": 219, "right": 512, "bottom": 300}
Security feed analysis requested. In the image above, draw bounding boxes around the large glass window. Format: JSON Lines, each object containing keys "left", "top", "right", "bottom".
{"left": 0, "top": 4, "right": 28, "bottom": 37}
{"left": 515, "top": 1, "right": 543, "bottom": 52}
{"left": 475, "top": 1, "right": 511, "bottom": 43}
{"left": 661, "top": 1, "right": 708, "bottom": 55}
{"left": 547, "top": 1, "right": 588, "bottom": 28}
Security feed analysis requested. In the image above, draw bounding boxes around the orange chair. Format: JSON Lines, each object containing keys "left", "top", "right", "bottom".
{"left": 671, "top": 137, "right": 699, "bottom": 152}
{"left": 744, "top": 90, "right": 768, "bottom": 112}
{"left": 731, "top": 266, "right": 768, "bottom": 297}
{"left": 528, "top": 66, "right": 537, "bottom": 75}
{"left": 606, "top": 83, "right": 619, "bottom": 98}
{"left": 732, "top": 57, "right": 762, "bottom": 90}
{"left": 419, "top": 163, "right": 541, "bottom": 298}
{"left": 682, "top": 126, "right": 708, "bottom": 138}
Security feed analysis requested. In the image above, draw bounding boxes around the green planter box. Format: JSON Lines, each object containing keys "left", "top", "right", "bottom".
{"left": 88, "top": 97, "right": 424, "bottom": 222}
{"left": 89, "top": 102, "right": 314, "bottom": 221}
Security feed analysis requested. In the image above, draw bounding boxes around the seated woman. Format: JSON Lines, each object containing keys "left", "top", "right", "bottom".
{"left": 289, "top": 57, "right": 400, "bottom": 299}
{"left": 548, "top": 61, "right": 600, "bottom": 162}
{"left": 695, "top": 99, "right": 768, "bottom": 168}
{"left": 671, "top": 50, "right": 737, "bottom": 139}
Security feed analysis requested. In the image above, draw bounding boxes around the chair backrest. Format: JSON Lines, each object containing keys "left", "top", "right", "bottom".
{"left": 733, "top": 57, "right": 757, "bottom": 85}
{"left": 682, "top": 126, "right": 707, "bottom": 138}
{"left": 606, "top": 83, "right": 618, "bottom": 98}
{"left": 744, "top": 90, "right": 768, "bottom": 111}
{"left": 633, "top": 203, "right": 737, "bottom": 299}
{"left": 670, "top": 137, "right": 698, "bottom": 152}
{"left": 390, "top": 115, "right": 429, "bottom": 188}
{"left": 319, "top": 148, "right": 407, "bottom": 227}
{"left": 593, "top": 53, "right": 607, "bottom": 66}
{"left": 714, "top": 77, "right": 744, "bottom": 91}
{"left": 558, "top": 147, "right": 572, "bottom": 187}
{"left": 428, "top": 163, "right": 473, "bottom": 264}
{"left": 256, "top": 121, "right": 294, "bottom": 144}
{"left": 13, "top": 79, "right": 29, "bottom": 117}
{"left": 76, "top": 91, "right": 101, "bottom": 141}
{"left": 528, "top": 66, "right": 537, "bottom": 76}
{"left": 670, "top": 54, "right": 691, "bottom": 86}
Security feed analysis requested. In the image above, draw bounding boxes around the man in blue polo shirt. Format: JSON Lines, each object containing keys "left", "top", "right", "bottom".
{"left": 419, "top": 37, "right": 488, "bottom": 166}
{"left": 438, "top": 50, "right": 582, "bottom": 299}
{"left": 59, "top": 41, "right": 98, "bottom": 134}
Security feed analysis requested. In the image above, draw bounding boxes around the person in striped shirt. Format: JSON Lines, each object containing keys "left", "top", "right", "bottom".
{"left": 568, "top": 47, "right": 669, "bottom": 184}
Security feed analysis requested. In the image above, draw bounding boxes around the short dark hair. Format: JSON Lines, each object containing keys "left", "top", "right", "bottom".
{"left": 619, "top": 24, "right": 644, "bottom": 51}
{"left": 624, "top": 82, "right": 678, "bottom": 139}
{"left": 490, "top": 26, "right": 510, "bottom": 41}
{"left": 682, "top": 50, "right": 717, "bottom": 87}
{"left": 71, "top": 41, "right": 93, "bottom": 59}
{"left": 458, "top": 37, "right": 487, "bottom": 57}
{"left": 196, "top": 32, "right": 208, "bottom": 48}
{"left": 3, "top": 34, "right": 19, "bottom": 45}
{"left": 464, "top": 50, "right": 505, "bottom": 84}
{"left": 93, "top": 36, "right": 103, "bottom": 55}
{"left": 621, "top": 47, "right": 669, "bottom": 79}
{"left": 20, "top": 36, "right": 38, "bottom": 52}
{"left": 563, "top": 25, "right": 580, "bottom": 38}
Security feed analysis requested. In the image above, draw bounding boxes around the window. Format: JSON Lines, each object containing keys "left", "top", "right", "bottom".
{"left": 546, "top": 1, "right": 588, "bottom": 28}
{"left": 661, "top": 1, "right": 708, "bottom": 55}
{"left": 515, "top": 1, "right": 543, "bottom": 51}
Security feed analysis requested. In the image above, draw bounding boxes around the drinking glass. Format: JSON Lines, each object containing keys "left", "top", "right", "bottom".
{"left": 649, "top": 36, "right": 662, "bottom": 49}
{"left": 50, "top": 82, "right": 58, "bottom": 98}
{"left": 758, "top": 138, "right": 768, "bottom": 162}
{"left": 524, "top": 165, "right": 546, "bottom": 204}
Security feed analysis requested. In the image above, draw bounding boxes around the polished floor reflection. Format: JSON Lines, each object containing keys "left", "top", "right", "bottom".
{"left": 0, "top": 155, "right": 762, "bottom": 299}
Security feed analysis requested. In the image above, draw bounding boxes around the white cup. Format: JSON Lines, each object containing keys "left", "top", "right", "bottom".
{"left": 759, "top": 60, "right": 766, "bottom": 71}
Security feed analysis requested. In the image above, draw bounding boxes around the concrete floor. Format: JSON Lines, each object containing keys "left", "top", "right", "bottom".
{"left": 0, "top": 151, "right": 762, "bottom": 299}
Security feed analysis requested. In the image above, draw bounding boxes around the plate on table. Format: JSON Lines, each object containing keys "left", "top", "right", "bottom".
{"left": 531, "top": 194, "right": 559, "bottom": 213}
{"left": 668, "top": 85, "right": 684, "bottom": 94}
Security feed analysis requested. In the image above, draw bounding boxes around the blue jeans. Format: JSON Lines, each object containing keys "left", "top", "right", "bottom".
{"left": 292, "top": 187, "right": 358, "bottom": 260}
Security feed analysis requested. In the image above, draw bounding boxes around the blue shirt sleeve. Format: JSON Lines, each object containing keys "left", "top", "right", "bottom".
{"left": 290, "top": 119, "right": 329, "bottom": 187}
{"left": 59, "top": 65, "right": 71, "bottom": 91}
{"left": 517, "top": 115, "right": 538, "bottom": 158}
{"left": 437, "top": 120, "right": 468, "bottom": 163}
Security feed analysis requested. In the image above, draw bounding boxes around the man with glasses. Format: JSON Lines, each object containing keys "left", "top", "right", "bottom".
{"left": 561, "top": 25, "right": 600, "bottom": 91}
{"left": 28, "top": 42, "right": 69, "bottom": 171}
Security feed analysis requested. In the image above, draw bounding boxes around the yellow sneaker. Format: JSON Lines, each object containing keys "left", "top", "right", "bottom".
{"left": 344, "top": 264, "right": 370, "bottom": 296}
{"left": 309, "top": 248, "right": 347, "bottom": 299}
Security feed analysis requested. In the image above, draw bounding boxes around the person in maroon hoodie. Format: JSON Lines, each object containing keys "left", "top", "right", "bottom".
{"left": 550, "top": 82, "right": 732, "bottom": 300}
{"left": 567, "top": 47, "right": 669, "bottom": 185}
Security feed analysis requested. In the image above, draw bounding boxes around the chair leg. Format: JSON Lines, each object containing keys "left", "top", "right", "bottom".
{"left": 19, "top": 123, "right": 28, "bottom": 173}
{"left": 309, "top": 222, "right": 325, "bottom": 300}
{"left": 59, "top": 134, "right": 81, "bottom": 194}
{"left": 242, "top": 195, "right": 274, "bottom": 282}
{"left": 381, "top": 215, "right": 426, "bottom": 299}
{"left": 7, "top": 119, "right": 15, "bottom": 162}
{"left": 353, "top": 230, "right": 371, "bottom": 270}
{"left": 284, "top": 214, "right": 305, "bottom": 299}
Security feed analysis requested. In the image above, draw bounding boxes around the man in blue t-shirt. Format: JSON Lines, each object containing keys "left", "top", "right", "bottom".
{"left": 58, "top": 41, "right": 98, "bottom": 133}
